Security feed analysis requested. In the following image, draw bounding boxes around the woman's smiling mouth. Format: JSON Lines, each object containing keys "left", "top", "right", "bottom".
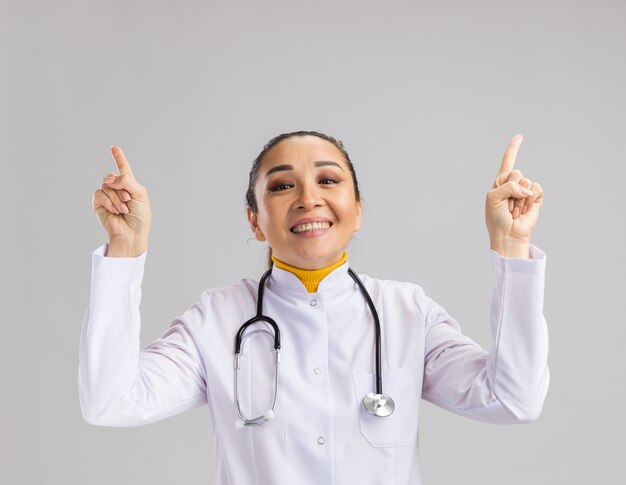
{"left": 290, "top": 221, "right": 332, "bottom": 234}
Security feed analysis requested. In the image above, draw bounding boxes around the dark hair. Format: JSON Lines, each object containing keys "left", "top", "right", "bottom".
{"left": 246, "top": 130, "right": 361, "bottom": 267}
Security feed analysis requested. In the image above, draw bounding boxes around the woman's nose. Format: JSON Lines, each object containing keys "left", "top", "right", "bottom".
{"left": 296, "top": 182, "right": 324, "bottom": 210}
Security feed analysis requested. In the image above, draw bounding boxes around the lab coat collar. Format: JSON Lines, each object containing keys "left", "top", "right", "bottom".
{"left": 268, "top": 259, "right": 355, "bottom": 295}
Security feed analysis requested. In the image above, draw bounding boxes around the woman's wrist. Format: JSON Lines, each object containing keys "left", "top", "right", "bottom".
{"left": 106, "top": 236, "right": 149, "bottom": 258}
{"left": 490, "top": 236, "right": 530, "bottom": 258}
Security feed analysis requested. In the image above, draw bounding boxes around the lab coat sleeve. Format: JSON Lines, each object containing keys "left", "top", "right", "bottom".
{"left": 78, "top": 243, "right": 208, "bottom": 427}
{"left": 421, "top": 243, "right": 549, "bottom": 424}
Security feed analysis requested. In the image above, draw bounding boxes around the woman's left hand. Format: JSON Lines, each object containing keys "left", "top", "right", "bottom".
{"left": 485, "top": 134, "right": 544, "bottom": 250}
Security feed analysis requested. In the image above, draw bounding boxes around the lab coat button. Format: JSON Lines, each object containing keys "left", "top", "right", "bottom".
{"left": 314, "top": 367, "right": 321, "bottom": 375}
{"left": 310, "top": 299, "right": 317, "bottom": 306}
{"left": 317, "top": 436, "right": 325, "bottom": 445}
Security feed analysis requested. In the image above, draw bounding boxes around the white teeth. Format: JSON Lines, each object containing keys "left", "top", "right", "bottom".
{"left": 292, "top": 222, "right": 331, "bottom": 233}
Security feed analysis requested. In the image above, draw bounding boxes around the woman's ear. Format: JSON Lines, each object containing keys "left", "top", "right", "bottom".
{"left": 247, "top": 207, "right": 267, "bottom": 241}
{"left": 354, "top": 198, "right": 363, "bottom": 232}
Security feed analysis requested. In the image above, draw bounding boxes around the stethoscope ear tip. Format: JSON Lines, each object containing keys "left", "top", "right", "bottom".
{"left": 264, "top": 409, "right": 275, "bottom": 420}
{"left": 235, "top": 419, "right": 245, "bottom": 429}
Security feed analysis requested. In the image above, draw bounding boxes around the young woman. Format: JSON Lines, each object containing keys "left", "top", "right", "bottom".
{"left": 80, "top": 131, "right": 548, "bottom": 484}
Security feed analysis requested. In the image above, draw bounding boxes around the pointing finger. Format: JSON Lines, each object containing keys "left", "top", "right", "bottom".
{"left": 500, "top": 133, "right": 523, "bottom": 173}
{"left": 494, "top": 134, "right": 523, "bottom": 188}
{"left": 110, "top": 145, "right": 136, "bottom": 179}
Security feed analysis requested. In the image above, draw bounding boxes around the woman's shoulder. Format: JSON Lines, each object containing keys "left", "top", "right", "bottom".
{"left": 177, "top": 278, "right": 258, "bottom": 324}
{"left": 352, "top": 273, "right": 439, "bottom": 325}
{"left": 354, "top": 272, "right": 430, "bottom": 301}
{"left": 197, "top": 277, "right": 258, "bottom": 303}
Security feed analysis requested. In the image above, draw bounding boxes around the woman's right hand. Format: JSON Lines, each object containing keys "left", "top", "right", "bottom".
{"left": 92, "top": 146, "right": 152, "bottom": 256}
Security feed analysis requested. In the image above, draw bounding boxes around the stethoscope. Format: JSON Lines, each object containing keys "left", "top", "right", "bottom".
{"left": 234, "top": 267, "right": 395, "bottom": 428}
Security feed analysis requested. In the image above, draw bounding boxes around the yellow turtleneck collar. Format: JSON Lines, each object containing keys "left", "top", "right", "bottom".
{"left": 271, "top": 252, "right": 348, "bottom": 293}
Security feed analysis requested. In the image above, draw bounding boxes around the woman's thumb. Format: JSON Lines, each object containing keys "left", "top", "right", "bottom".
{"left": 492, "top": 181, "right": 533, "bottom": 202}
{"left": 103, "top": 173, "right": 146, "bottom": 199}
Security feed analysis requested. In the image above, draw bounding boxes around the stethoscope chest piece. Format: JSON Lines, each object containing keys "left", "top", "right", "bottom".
{"left": 363, "top": 392, "right": 395, "bottom": 417}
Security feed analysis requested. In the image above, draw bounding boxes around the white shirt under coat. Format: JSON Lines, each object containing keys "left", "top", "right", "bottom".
{"left": 79, "top": 243, "right": 549, "bottom": 485}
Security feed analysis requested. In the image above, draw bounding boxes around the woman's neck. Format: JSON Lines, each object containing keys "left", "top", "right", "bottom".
{"left": 271, "top": 252, "right": 348, "bottom": 292}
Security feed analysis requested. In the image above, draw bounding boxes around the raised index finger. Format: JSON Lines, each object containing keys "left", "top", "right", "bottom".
{"left": 498, "top": 134, "right": 523, "bottom": 177}
{"left": 110, "top": 145, "right": 135, "bottom": 178}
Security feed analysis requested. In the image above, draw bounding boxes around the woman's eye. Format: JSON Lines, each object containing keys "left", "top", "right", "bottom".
{"left": 319, "top": 178, "right": 338, "bottom": 185}
{"left": 270, "top": 183, "right": 292, "bottom": 192}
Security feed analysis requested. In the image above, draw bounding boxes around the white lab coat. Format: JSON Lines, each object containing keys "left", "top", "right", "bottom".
{"left": 79, "top": 243, "right": 549, "bottom": 485}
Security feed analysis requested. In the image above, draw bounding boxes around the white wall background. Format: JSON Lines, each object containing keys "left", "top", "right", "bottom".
{"left": 1, "top": 1, "right": 624, "bottom": 484}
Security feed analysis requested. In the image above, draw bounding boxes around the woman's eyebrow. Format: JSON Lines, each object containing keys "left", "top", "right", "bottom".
{"left": 315, "top": 161, "right": 343, "bottom": 171}
{"left": 265, "top": 161, "right": 343, "bottom": 178}
{"left": 265, "top": 164, "right": 293, "bottom": 177}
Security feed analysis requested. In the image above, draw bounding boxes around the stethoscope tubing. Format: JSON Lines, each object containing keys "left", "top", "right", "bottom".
{"left": 234, "top": 269, "right": 281, "bottom": 426}
{"left": 234, "top": 266, "right": 391, "bottom": 426}
{"left": 234, "top": 347, "right": 280, "bottom": 426}
{"left": 347, "top": 268, "right": 383, "bottom": 396}
{"left": 235, "top": 270, "right": 281, "bottom": 354}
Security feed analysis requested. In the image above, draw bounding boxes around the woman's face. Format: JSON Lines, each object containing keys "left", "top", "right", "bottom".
{"left": 248, "top": 135, "right": 362, "bottom": 270}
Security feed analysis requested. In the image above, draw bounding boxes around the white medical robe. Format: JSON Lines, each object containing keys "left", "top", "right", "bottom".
{"left": 79, "top": 243, "right": 549, "bottom": 485}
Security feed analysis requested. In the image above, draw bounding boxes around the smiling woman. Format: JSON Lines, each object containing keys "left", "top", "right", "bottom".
{"left": 246, "top": 132, "right": 362, "bottom": 270}
{"left": 81, "top": 131, "right": 549, "bottom": 485}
